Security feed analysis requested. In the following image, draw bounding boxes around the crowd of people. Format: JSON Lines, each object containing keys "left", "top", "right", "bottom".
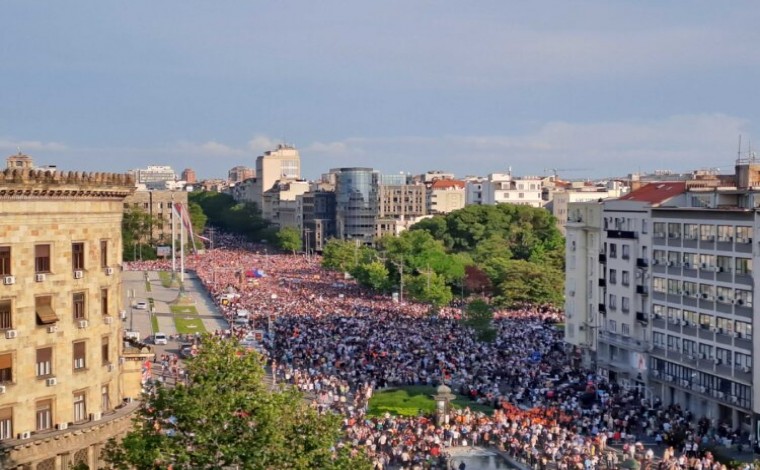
{"left": 126, "top": 235, "right": 751, "bottom": 470}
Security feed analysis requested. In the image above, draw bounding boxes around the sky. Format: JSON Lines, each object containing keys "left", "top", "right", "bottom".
{"left": 1, "top": 1, "right": 759, "bottom": 181}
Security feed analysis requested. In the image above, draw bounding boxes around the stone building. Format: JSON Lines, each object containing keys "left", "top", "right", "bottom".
{"left": 0, "top": 164, "right": 144, "bottom": 469}
{"left": 123, "top": 190, "right": 189, "bottom": 243}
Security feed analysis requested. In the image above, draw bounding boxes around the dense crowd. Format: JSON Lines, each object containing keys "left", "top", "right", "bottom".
{"left": 126, "top": 235, "right": 750, "bottom": 470}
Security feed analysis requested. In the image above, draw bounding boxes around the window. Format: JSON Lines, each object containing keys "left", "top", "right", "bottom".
{"left": 717, "top": 225, "right": 734, "bottom": 242}
{"left": 608, "top": 294, "right": 617, "bottom": 310}
{"left": 609, "top": 244, "right": 617, "bottom": 258}
{"left": 698, "top": 254, "right": 715, "bottom": 269}
{"left": 698, "top": 343, "right": 713, "bottom": 359}
{"left": 100, "top": 240, "right": 108, "bottom": 268}
{"left": 683, "top": 224, "right": 698, "bottom": 240}
{"left": 699, "top": 284, "right": 715, "bottom": 300}
{"left": 735, "top": 258, "right": 752, "bottom": 275}
{"left": 653, "top": 332, "right": 666, "bottom": 347}
{"left": 736, "top": 321, "right": 752, "bottom": 339}
{"left": 715, "top": 347, "right": 731, "bottom": 365}
{"left": 736, "top": 226, "right": 753, "bottom": 243}
{"left": 736, "top": 289, "right": 752, "bottom": 307}
{"left": 653, "top": 277, "right": 666, "bottom": 293}
{"left": 700, "top": 224, "right": 716, "bottom": 241}
{"left": 652, "top": 304, "right": 664, "bottom": 318}
{"left": 35, "top": 295, "right": 58, "bottom": 325}
{"left": 101, "top": 289, "right": 108, "bottom": 316}
{"left": 667, "top": 251, "right": 680, "bottom": 266}
{"left": 0, "top": 408, "right": 11, "bottom": 440}
{"left": 621, "top": 297, "right": 630, "bottom": 313}
{"left": 102, "top": 385, "right": 111, "bottom": 412}
{"left": 621, "top": 245, "right": 630, "bottom": 260}
{"left": 36, "top": 400, "right": 52, "bottom": 431}
{"left": 0, "top": 353, "right": 11, "bottom": 383}
{"left": 73, "top": 292, "right": 86, "bottom": 320}
{"left": 717, "top": 255, "right": 732, "bottom": 273}
{"left": 699, "top": 313, "right": 714, "bottom": 330}
{"left": 73, "top": 341, "right": 86, "bottom": 370}
{"left": 667, "top": 223, "right": 681, "bottom": 239}
{"left": 72, "top": 242, "right": 85, "bottom": 271}
{"left": 608, "top": 319, "right": 616, "bottom": 332}
{"left": 621, "top": 323, "right": 630, "bottom": 336}
{"left": 653, "top": 249, "right": 666, "bottom": 264}
{"left": 0, "top": 247, "right": 10, "bottom": 276}
{"left": 683, "top": 310, "right": 698, "bottom": 325}
{"left": 653, "top": 222, "right": 666, "bottom": 237}
{"left": 102, "top": 336, "right": 110, "bottom": 365}
{"left": 621, "top": 271, "right": 630, "bottom": 287}
{"left": 736, "top": 352, "right": 752, "bottom": 369}
{"left": 35, "top": 244, "right": 51, "bottom": 273}
{"left": 667, "top": 307, "right": 681, "bottom": 323}
{"left": 73, "top": 391, "right": 87, "bottom": 423}
{"left": 716, "top": 286, "right": 733, "bottom": 303}
{"left": 667, "top": 335, "right": 680, "bottom": 351}
{"left": 716, "top": 317, "right": 733, "bottom": 334}
{"left": 682, "top": 339, "right": 696, "bottom": 356}
{"left": 609, "top": 269, "right": 617, "bottom": 284}
{"left": 36, "top": 347, "right": 52, "bottom": 377}
{"left": 667, "top": 279, "right": 681, "bottom": 295}
{"left": 0, "top": 300, "right": 11, "bottom": 330}
{"left": 683, "top": 252, "right": 698, "bottom": 268}
{"left": 682, "top": 281, "right": 697, "bottom": 297}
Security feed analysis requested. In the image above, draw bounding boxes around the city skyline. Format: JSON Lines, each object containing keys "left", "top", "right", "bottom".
{"left": 2, "top": 1, "right": 759, "bottom": 180}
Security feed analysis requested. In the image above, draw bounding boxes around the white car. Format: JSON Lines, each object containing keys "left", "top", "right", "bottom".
{"left": 154, "top": 332, "right": 168, "bottom": 345}
{"left": 134, "top": 301, "right": 149, "bottom": 310}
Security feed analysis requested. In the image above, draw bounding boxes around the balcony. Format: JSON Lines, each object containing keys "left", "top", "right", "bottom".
{"left": 598, "top": 278, "right": 606, "bottom": 288}
{"left": 607, "top": 230, "right": 637, "bottom": 239}
{"left": 636, "top": 285, "right": 649, "bottom": 296}
{"left": 598, "top": 303, "right": 607, "bottom": 315}
{"left": 636, "top": 258, "right": 648, "bottom": 268}
{"left": 636, "top": 311, "right": 649, "bottom": 324}
{"left": 599, "top": 253, "right": 607, "bottom": 264}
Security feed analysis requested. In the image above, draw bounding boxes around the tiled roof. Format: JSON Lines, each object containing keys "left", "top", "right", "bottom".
{"left": 619, "top": 182, "right": 686, "bottom": 204}
{"left": 430, "top": 179, "right": 465, "bottom": 189}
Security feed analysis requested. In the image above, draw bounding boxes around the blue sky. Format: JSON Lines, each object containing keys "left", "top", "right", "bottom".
{"left": 1, "top": 1, "right": 758, "bottom": 180}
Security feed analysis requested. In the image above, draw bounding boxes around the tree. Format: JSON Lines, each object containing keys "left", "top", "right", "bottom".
{"left": 321, "top": 239, "right": 361, "bottom": 273}
{"left": 353, "top": 260, "right": 391, "bottom": 291}
{"left": 405, "top": 271, "right": 453, "bottom": 308}
{"left": 461, "top": 299, "right": 497, "bottom": 342}
{"left": 103, "top": 336, "right": 370, "bottom": 470}
{"left": 492, "top": 259, "right": 564, "bottom": 306}
{"left": 188, "top": 192, "right": 270, "bottom": 241}
{"left": 187, "top": 201, "right": 207, "bottom": 235}
{"left": 122, "top": 207, "right": 159, "bottom": 261}
{"left": 275, "top": 227, "right": 302, "bottom": 254}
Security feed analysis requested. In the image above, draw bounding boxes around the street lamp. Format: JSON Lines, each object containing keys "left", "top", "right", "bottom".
{"left": 433, "top": 384, "right": 455, "bottom": 426}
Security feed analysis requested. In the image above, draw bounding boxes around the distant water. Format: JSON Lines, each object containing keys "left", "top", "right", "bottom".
{"left": 447, "top": 447, "right": 519, "bottom": 470}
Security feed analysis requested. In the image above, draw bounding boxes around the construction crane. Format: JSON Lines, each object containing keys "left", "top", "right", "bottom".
{"left": 543, "top": 168, "right": 589, "bottom": 179}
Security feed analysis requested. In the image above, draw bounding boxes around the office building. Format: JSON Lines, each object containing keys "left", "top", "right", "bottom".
{"left": 427, "top": 179, "right": 466, "bottom": 214}
{"left": 252, "top": 144, "right": 301, "bottom": 208}
{"left": 228, "top": 166, "right": 254, "bottom": 185}
{"left": 181, "top": 168, "right": 197, "bottom": 184}
{"left": 334, "top": 167, "right": 380, "bottom": 244}
{"left": 130, "top": 165, "right": 176, "bottom": 186}
{"left": 0, "top": 162, "right": 142, "bottom": 469}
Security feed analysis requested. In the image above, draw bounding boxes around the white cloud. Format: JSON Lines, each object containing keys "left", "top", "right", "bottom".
{"left": 0, "top": 138, "right": 67, "bottom": 152}
{"left": 247, "top": 135, "right": 280, "bottom": 156}
{"left": 175, "top": 140, "right": 245, "bottom": 157}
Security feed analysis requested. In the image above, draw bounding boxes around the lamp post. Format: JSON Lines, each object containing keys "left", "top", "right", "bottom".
{"left": 433, "top": 384, "right": 455, "bottom": 426}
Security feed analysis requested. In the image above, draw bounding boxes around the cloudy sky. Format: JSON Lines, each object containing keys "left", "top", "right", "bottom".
{"left": 1, "top": 1, "right": 758, "bottom": 180}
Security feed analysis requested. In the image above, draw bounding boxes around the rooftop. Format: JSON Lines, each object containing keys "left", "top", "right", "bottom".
{"left": 619, "top": 182, "right": 686, "bottom": 204}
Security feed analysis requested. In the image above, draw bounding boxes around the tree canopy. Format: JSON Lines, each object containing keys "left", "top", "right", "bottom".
{"left": 189, "top": 191, "right": 271, "bottom": 241}
{"left": 103, "top": 336, "right": 370, "bottom": 470}
{"left": 275, "top": 227, "right": 302, "bottom": 254}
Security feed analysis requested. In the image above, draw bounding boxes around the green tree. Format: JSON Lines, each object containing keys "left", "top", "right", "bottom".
{"left": 321, "top": 239, "right": 362, "bottom": 273}
{"left": 189, "top": 192, "right": 270, "bottom": 240}
{"left": 492, "top": 259, "right": 564, "bottom": 306}
{"left": 462, "top": 299, "right": 497, "bottom": 342}
{"left": 187, "top": 201, "right": 207, "bottom": 235}
{"left": 405, "top": 271, "right": 453, "bottom": 307}
{"left": 275, "top": 227, "right": 302, "bottom": 254}
{"left": 353, "top": 260, "right": 391, "bottom": 291}
{"left": 123, "top": 207, "right": 159, "bottom": 261}
{"left": 103, "top": 336, "right": 369, "bottom": 470}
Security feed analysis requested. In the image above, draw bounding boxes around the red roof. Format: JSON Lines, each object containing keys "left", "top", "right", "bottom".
{"left": 430, "top": 179, "right": 465, "bottom": 189}
{"left": 619, "top": 182, "right": 686, "bottom": 204}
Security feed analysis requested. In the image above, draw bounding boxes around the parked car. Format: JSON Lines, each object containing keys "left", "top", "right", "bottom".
{"left": 179, "top": 344, "right": 195, "bottom": 359}
{"left": 154, "top": 332, "right": 168, "bottom": 345}
{"left": 134, "top": 301, "right": 149, "bottom": 310}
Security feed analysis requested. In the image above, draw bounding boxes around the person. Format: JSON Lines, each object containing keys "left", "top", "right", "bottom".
{"left": 458, "top": 461, "right": 466, "bottom": 470}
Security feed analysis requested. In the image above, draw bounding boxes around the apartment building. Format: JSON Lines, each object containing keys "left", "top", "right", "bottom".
{"left": 427, "top": 179, "right": 466, "bottom": 214}
{"left": 567, "top": 157, "right": 760, "bottom": 432}
{"left": 0, "top": 164, "right": 142, "bottom": 469}
{"left": 123, "top": 190, "right": 189, "bottom": 242}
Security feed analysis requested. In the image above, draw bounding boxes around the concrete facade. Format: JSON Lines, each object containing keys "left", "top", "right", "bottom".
{"left": 123, "top": 190, "right": 189, "bottom": 243}
{"left": 0, "top": 166, "right": 143, "bottom": 469}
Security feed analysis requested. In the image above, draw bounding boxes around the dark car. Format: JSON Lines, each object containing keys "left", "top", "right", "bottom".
{"left": 179, "top": 344, "right": 195, "bottom": 359}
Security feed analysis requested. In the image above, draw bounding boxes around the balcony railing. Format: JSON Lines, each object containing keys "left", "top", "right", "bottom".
{"left": 607, "top": 230, "right": 637, "bottom": 239}
{"left": 636, "top": 285, "right": 649, "bottom": 296}
{"left": 636, "top": 311, "right": 649, "bottom": 324}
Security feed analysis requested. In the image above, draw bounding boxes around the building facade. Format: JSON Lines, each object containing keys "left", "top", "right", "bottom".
{"left": 0, "top": 166, "right": 141, "bottom": 469}
{"left": 427, "top": 179, "right": 466, "bottom": 214}
{"left": 123, "top": 190, "right": 189, "bottom": 243}
{"left": 181, "top": 168, "right": 197, "bottom": 184}
{"left": 334, "top": 168, "right": 379, "bottom": 244}
{"left": 228, "top": 166, "right": 254, "bottom": 185}
{"left": 252, "top": 145, "right": 301, "bottom": 208}
{"left": 131, "top": 165, "right": 176, "bottom": 186}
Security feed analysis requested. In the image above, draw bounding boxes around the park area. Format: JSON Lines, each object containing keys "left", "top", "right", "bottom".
{"left": 171, "top": 305, "right": 206, "bottom": 334}
{"left": 367, "top": 385, "right": 494, "bottom": 418}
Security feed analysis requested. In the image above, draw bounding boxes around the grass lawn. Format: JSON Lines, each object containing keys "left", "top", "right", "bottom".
{"left": 150, "top": 314, "right": 159, "bottom": 334}
{"left": 367, "top": 385, "right": 495, "bottom": 418}
{"left": 158, "top": 271, "right": 173, "bottom": 288}
{"left": 170, "top": 305, "right": 206, "bottom": 334}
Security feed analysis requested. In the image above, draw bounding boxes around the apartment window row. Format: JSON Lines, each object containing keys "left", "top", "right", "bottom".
{"left": 604, "top": 216, "right": 641, "bottom": 232}
{"left": 651, "top": 250, "right": 751, "bottom": 274}
{"left": 651, "top": 278, "right": 752, "bottom": 305}
{"left": 0, "top": 289, "right": 110, "bottom": 330}
{"left": 0, "top": 384, "right": 112, "bottom": 437}
{"left": 651, "top": 358, "right": 752, "bottom": 401}
{"left": 0, "top": 241, "right": 111, "bottom": 276}
{"left": 0, "top": 338, "right": 111, "bottom": 385}
{"left": 606, "top": 295, "right": 632, "bottom": 313}
{"left": 652, "top": 304, "right": 753, "bottom": 337}
{"left": 654, "top": 332, "right": 750, "bottom": 363}
{"left": 653, "top": 222, "right": 752, "bottom": 243}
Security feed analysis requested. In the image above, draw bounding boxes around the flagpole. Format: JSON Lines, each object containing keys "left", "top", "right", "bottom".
{"left": 171, "top": 197, "right": 176, "bottom": 273}
{"left": 180, "top": 203, "right": 185, "bottom": 284}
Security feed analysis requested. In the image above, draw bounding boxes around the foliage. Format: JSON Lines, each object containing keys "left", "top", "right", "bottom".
{"left": 352, "top": 260, "right": 391, "bottom": 292}
{"left": 490, "top": 259, "right": 565, "bottom": 306}
{"left": 321, "top": 239, "right": 363, "bottom": 273}
{"left": 463, "top": 265, "right": 492, "bottom": 296}
{"left": 189, "top": 191, "right": 270, "bottom": 241}
{"left": 275, "top": 227, "right": 302, "bottom": 254}
{"left": 461, "top": 299, "right": 497, "bottom": 342}
{"left": 103, "top": 336, "right": 369, "bottom": 470}
{"left": 123, "top": 207, "right": 159, "bottom": 261}
{"left": 187, "top": 201, "right": 207, "bottom": 235}
{"left": 405, "top": 272, "right": 453, "bottom": 308}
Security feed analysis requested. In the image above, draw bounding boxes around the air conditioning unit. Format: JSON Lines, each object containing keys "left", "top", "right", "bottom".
{"left": 680, "top": 379, "right": 689, "bottom": 387}
{"left": 680, "top": 320, "right": 687, "bottom": 326}
{"left": 55, "top": 422, "right": 68, "bottom": 430}
{"left": 47, "top": 325, "right": 57, "bottom": 334}
{"left": 737, "top": 299, "right": 745, "bottom": 306}
{"left": 731, "top": 396, "right": 739, "bottom": 404}
{"left": 652, "top": 370, "right": 660, "bottom": 378}
{"left": 4, "top": 329, "right": 17, "bottom": 339}
{"left": 46, "top": 377, "right": 57, "bottom": 386}
{"left": 17, "top": 431, "right": 30, "bottom": 440}
{"left": 684, "top": 262, "right": 691, "bottom": 268}
{"left": 103, "top": 316, "right": 113, "bottom": 325}
{"left": 711, "top": 327, "right": 719, "bottom": 333}
{"left": 105, "top": 267, "right": 114, "bottom": 276}
{"left": 732, "top": 331, "right": 740, "bottom": 338}
{"left": 78, "top": 320, "right": 88, "bottom": 329}
{"left": 699, "top": 386, "right": 707, "bottom": 393}
{"left": 3, "top": 276, "right": 14, "bottom": 285}
{"left": 74, "top": 270, "right": 84, "bottom": 279}
{"left": 717, "top": 391, "right": 725, "bottom": 399}
{"left": 687, "top": 355, "right": 696, "bottom": 361}
{"left": 670, "top": 318, "right": 679, "bottom": 324}
{"left": 718, "top": 296, "right": 725, "bottom": 302}
{"left": 90, "top": 412, "right": 102, "bottom": 422}
{"left": 667, "top": 261, "right": 674, "bottom": 267}
{"left": 665, "top": 374, "right": 674, "bottom": 382}
{"left": 651, "top": 259, "right": 659, "bottom": 265}
{"left": 699, "top": 353, "right": 707, "bottom": 359}
{"left": 35, "top": 273, "right": 46, "bottom": 282}
{"left": 714, "top": 358, "right": 721, "bottom": 365}
{"left": 0, "top": 385, "right": 5, "bottom": 394}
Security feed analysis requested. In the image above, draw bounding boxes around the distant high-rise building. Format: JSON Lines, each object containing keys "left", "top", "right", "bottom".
{"left": 228, "top": 166, "right": 254, "bottom": 185}
{"left": 251, "top": 144, "right": 301, "bottom": 207}
{"left": 333, "top": 167, "right": 379, "bottom": 244}
{"left": 181, "top": 168, "right": 197, "bottom": 184}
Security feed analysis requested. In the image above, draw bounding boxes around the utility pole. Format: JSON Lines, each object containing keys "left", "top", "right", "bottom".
{"left": 419, "top": 264, "right": 434, "bottom": 290}
{"left": 303, "top": 227, "right": 312, "bottom": 261}
{"left": 171, "top": 195, "right": 176, "bottom": 273}
{"left": 208, "top": 226, "right": 215, "bottom": 250}
{"left": 391, "top": 260, "right": 404, "bottom": 303}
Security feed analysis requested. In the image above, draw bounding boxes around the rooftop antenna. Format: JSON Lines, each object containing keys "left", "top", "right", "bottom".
{"left": 738, "top": 135, "right": 742, "bottom": 161}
